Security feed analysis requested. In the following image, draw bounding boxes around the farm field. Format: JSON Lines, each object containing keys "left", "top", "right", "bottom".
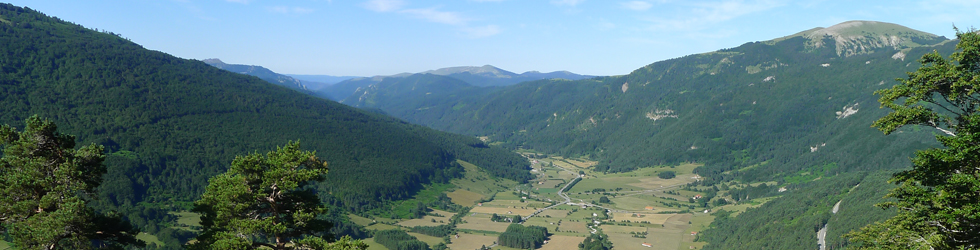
{"left": 608, "top": 213, "right": 675, "bottom": 224}
{"left": 362, "top": 238, "right": 388, "bottom": 250}
{"left": 408, "top": 232, "right": 445, "bottom": 247}
{"left": 447, "top": 189, "right": 484, "bottom": 206}
{"left": 539, "top": 235, "right": 586, "bottom": 250}
{"left": 447, "top": 232, "right": 498, "bottom": 250}
{"left": 397, "top": 209, "right": 456, "bottom": 227}
{"left": 456, "top": 216, "right": 511, "bottom": 232}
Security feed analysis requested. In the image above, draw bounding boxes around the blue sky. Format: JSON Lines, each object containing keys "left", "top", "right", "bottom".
{"left": 8, "top": 0, "right": 980, "bottom": 76}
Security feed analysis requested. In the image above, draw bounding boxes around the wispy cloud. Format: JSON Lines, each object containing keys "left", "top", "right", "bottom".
{"left": 363, "top": 0, "right": 405, "bottom": 12}
{"left": 462, "top": 25, "right": 502, "bottom": 38}
{"left": 362, "top": 1, "right": 502, "bottom": 38}
{"left": 269, "top": 6, "right": 315, "bottom": 14}
{"left": 400, "top": 8, "right": 468, "bottom": 25}
{"left": 551, "top": 0, "right": 585, "bottom": 7}
{"left": 621, "top": 1, "right": 653, "bottom": 11}
{"left": 640, "top": 0, "right": 782, "bottom": 31}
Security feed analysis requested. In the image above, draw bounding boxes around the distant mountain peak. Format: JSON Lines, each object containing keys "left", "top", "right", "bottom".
{"left": 423, "top": 65, "right": 516, "bottom": 78}
{"left": 771, "top": 20, "right": 946, "bottom": 57}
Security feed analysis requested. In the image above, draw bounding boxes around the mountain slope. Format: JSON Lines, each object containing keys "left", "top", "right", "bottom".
{"left": 317, "top": 65, "right": 596, "bottom": 100}
{"left": 203, "top": 58, "right": 309, "bottom": 92}
{"left": 0, "top": 3, "right": 530, "bottom": 244}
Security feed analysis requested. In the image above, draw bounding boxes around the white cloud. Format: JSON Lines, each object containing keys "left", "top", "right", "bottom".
{"left": 399, "top": 8, "right": 468, "bottom": 26}
{"left": 621, "top": 1, "right": 653, "bottom": 11}
{"left": 270, "top": 6, "right": 315, "bottom": 14}
{"left": 363, "top": 0, "right": 405, "bottom": 12}
{"left": 462, "top": 25, "right": 502, "bottom": 38}
{"left": 551, "top": 0, "right": 585, "bottom": 6}
{"left": 640, "top": 0, "right": 782, "bottom": 31}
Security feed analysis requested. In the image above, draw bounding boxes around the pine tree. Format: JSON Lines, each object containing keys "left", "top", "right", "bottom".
{"left": 847, "top": 29, "right": 980, "bottom": 249}
{"left": 0, "top": 115, "right": 143, "bottom": 249}
{"left": 190, "top": 141, "right": 367, "bottom": 250}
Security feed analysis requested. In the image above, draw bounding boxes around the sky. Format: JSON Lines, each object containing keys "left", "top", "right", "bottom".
{"left": 7, "top": 0, "right": 980, "bottom": 77}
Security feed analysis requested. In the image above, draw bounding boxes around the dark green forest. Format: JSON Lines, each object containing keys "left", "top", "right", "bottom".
{"left": 0, "top": 3, "right": 529, "bottom": 247}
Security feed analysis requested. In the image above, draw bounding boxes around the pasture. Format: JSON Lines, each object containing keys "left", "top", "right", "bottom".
{"left": 608, "top": 213, "right": 675, "bottom": 224}
{"left": 456, "top": 216, "right": 511, "bottom": 232}
{"left": 407, "top": 232, "right": 444, "bottom": 247}
{"left": 539, "top": 235, "right": 586, "bottom": 250}
{"left": 447, "top": 189, "right": 484, "bottom": 206}
{"left": 397, "top": 209, "right": 455, "bottom": 227}
{"left": 447, "top": 232, "right": 498, "bottom": 250}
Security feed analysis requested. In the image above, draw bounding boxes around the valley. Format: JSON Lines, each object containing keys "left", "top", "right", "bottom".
{"left": 0, "top": 2, "right": 976, "bottom": 249}
{"left": 323, "top": 151, "right": 785, "bottom": 250}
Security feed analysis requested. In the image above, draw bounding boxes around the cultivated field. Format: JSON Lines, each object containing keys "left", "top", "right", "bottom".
{"left": 470, "top": 206, "right": 538, "bottom": 217}
{"left": 397, "top": 209, "right": 456, "bottom": 227}
{"left": 408, "top": 232, "right": 445, "bottom": 247}
{"left": 456, "top": 216, "right": 511, "bottom": 232}
{"left": 447, "top": 189, "right": 484, "bottom": 206}
{"left": 601, "top": 224, "right": 649, "bottom": 234}
{"left": 608, "top": 213, "right": 675, "bottom": 224}
{"left": 447, "top": 232, "right": 498, "bottom": 250}
{"left": 539, "top": 235, "right": 586, "bottom": 250}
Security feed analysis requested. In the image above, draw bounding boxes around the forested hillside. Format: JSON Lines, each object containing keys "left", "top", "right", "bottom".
{"left": 0, "top": 3, "right": 529, "bottom": 246}
{"left": 339, "top": 21, "right": 959, "bottom": 248}
{"left": 344, "top": 21, "right": 949, "bottom": 182}
{"left": 202, "top": 58, "right": 309, "bottom": 92}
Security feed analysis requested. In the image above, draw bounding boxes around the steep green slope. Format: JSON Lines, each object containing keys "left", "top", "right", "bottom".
{"left": 345, "top": 22, "right": 949, "bottom": 181}
{"left": 0, "top": 3, "right": 530, "bottom": 244}
{"left": 203, "top": 58, "right": 309, "bottom": 92}
{"left": 339, "top": 21, "right": 955, "bottom": 248}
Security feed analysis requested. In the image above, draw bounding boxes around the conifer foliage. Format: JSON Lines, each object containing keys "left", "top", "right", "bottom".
{"left": 190, "top": 141, "right": 366, "bottom": 250}
{"left": 0, "top": 115, "right": 143, "bottom": 249}
{"left": 847, "top": 29, "right": 980, "bottom": 249}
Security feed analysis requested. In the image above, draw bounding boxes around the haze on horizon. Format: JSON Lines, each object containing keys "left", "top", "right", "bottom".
{"left": 9, "top": 0, "right": 980, "bottom": 77}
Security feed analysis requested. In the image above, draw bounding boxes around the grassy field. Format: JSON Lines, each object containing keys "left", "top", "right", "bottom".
{"left": 446, "top": 189, "right": 484, "bottom": 206}
{"left": 540, "top": 235, "right": 586, "bottom": 250}
{"left": 361, "top": 238, "right": 388, "bottom": 250}
{"left": 390, "top": 182, "right": 455, "bottom": 219}
{"left": 447, "top": 232, "right": 498, "bottom": 250}
{"left": 169, "top": 211, "right": 202, "bottom": 232}
{"left": 135, "top": 233, "right": 164, "bottom": 248}
{"left": 348, "top": 214, "right": 375, "bottom": 227}
{"left": 397, "top": 209, "right": 455, "bottom": 227}
{"left": 450, "top": 160, "right": 517, "bottom": 205}
{"left": 456, "top": 216, "right": 511, "bottom": 232}
{"left": 407, "top": 232, "right": 444, "bottom": 247}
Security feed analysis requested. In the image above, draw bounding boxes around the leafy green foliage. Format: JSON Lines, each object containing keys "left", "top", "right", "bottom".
{"left": 578, "top": 230, "right": 613, "bottom": 250}
{"left": 0, "top": 3, "right": 529, "bottom": 244}
{"left": 657, "top": 171, "right": 676, "bottom": 179}
{"left": 374, "top": 229, "right": 430, "bottom": 250}
{"left": 700, "top": 173, "right": 864, "bottom": 249}
{"left": 0, "top": 116, "right": 143, "bottom": 249}
{"left": 409, "top": 225, "right": 453, "bottom": 237}
{"left": 190, "top": 141, "right": 359, "bottom": 250}
{"left": 847, "top": 29, "right": 980, "bottom": 249}
{"left": 497, "top": 224, "right": 548, "bottom": 249}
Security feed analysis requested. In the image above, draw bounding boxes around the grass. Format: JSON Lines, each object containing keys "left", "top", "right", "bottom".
{"left": 717, "top": 196, "right": 777, "bottom": 217}
{"left": 390, "top": 182, "right": 455, "bottom": 219}
{"left": 361, "top": 238, "right": 388, "bottom": 250}
{"left": 540, "top": 235, "right": 586, "bottom": 250}
{"left": 168, "top": 211, "right": 201, "bottom": 232}
{"left": 348, "top": 214, "right": 375, "bottom": 227}
{"left": 0, "top": 240, "right": 13, "bottom": 250}
{"left": 407, "top": 232, "right": 445, "bottom": 247}
{"left": 136, "top": 233, "right": 164, "bottom": 248}
{"left": 447, "top": 232, "right": 498, "bottom": 250}
{"left": 451, "top": 160, "right": 517, "bottom": 201}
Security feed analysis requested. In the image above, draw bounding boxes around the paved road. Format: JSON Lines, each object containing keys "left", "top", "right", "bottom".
{"left": 521, "top": 164, "right": 580, "bottom": 221}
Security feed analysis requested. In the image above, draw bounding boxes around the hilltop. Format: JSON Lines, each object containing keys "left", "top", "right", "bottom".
{"left": 0, "top": 3, "right": 530, "bottom": 246}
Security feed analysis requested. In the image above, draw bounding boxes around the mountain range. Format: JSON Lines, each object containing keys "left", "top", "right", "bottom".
{"left": 315, "top": 65, "right": 597, "bottom": 101}
{"left": 0, "top": 4, "right": 529, "bottom": 247}
{"left": 0, "top": 3, "right": 959, "bottom": 248}
{"left": 338, "top": 20, "right": 952, "bottom": 248}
